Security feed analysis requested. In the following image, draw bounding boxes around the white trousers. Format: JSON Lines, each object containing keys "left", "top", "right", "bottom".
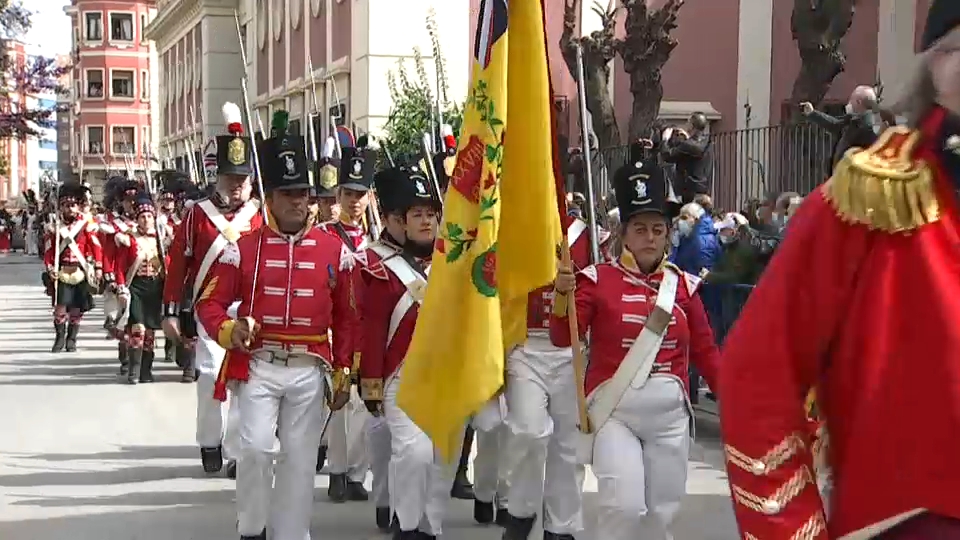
{"left": 592, "top": 376, "right": 691, "bottom": 540}
{"left": 326, "top": 385, "right": 370, "bottom": 482}
{"left": 366, "top": 413, "right": 391, "bottom": 507}
{"left": 195, "top": 317, "right": 240, "bottom": 459}
{"left": 474, "top": 423, "right": 511, "bottom": 507}
{"left": 236, "top": 360, "right": 327, "bottom": 540}
{"left": 386, "top": 377, "right": 460, "bottom": 535}
{"left": 504, "top": 344, "right": 584, "bottom": 534}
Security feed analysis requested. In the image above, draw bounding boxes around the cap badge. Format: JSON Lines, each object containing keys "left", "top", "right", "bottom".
{"left": 416, "top": 180, "right": 427, "bottom": 194}
{"left": 228, "top": 137, "right": 246, "bottom": 166}
{"left": 281, "top": 152, "right": 297, "bottom": 179}
{"left": 635, "top": 181, "right": 647, "bottom": 199}
{"left": 349, "top": 158, "right": 363, "bottom": 179}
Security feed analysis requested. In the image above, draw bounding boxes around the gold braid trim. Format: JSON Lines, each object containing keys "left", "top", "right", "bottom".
{"left": 743, "top": 511, "right": 827, "bottom": 540}
{"left": 822, "top": 126, "right": 939, "bottom": 233}
{"left": 732, "top": 466, "right": 815, "bottom": 515}
{"left": 725, "top": 433, "right": 806, "bottom": 476}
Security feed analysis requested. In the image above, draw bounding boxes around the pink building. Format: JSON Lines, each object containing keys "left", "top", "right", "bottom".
{"left": 63, "top": 0, "right": 159, "bottom": 197}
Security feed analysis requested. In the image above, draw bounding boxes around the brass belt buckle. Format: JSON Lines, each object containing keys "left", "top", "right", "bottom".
{"left": 267, "top": 349, "right": 290, "bottom": 365}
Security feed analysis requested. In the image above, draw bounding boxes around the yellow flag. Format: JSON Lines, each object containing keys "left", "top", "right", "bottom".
{"left": 397, "top": 0, "right": 562, "bottom": 462}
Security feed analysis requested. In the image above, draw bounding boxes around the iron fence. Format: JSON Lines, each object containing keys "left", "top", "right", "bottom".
{"left": 596, "top": 122, "right": 836, "bottom": 213}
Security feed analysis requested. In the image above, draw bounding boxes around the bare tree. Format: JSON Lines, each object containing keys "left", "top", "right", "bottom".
{"left": 560, "top": 0, "right": 621, "bottom": 151}
{"left": 789, "top": 0, "right": 858, "bottom": 110}
{"left": 618, "top": 0, "right": 684, "bottom": 141}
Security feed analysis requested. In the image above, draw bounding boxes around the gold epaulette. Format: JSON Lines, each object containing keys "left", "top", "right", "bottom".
{"left": 822, "top": 126, "right": 939, "bottom": 233}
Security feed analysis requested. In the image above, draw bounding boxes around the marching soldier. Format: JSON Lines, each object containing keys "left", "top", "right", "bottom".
{"left": 155, "top": 171, "right": 189, "bottom": 366}
{"left": 195, "top": 127, "right": 359, "bottom": 540}
{"left": 359, "top": 164, "right": 456, "bottom": 539}
{"left": 162, "top": 101, "right": 263, "bottom": 475}
{"left": 100, "top": 178, "right": 140, "bottom": 374}
{"left": 317, "top": 143, "right": 377, "bottom": 502}
{"left": 43, "top": 183, "right": 103, "bottom": 353}
{"left": 549, "top": 159, "right": 719, "bottom": 540}
{"left": 113, "top": 193, "right": 167, "bottom": 384}
{"left": 719, "top": 3, "right": 960, "bottom": 538}
{"left": 310, "top": 137, "right": 341, "bottom": 224}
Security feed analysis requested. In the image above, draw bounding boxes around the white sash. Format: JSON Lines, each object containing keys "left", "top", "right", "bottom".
{"left": 192, "top": 199, "right": 259, "bottom": 300}
{"left": 577, "top": 267, "right": 679, "bottom": 464}
{"left": 125, "top": 234, "right": 159, "bottom": 284}
{"left": 567, "top": 219, "right": 587, "bottom": 247}
{"left": 379, "top": 253, "right": 429, "bottom": 346}
{"left": 59, "top": 220, "right": 91, "bottom": 275}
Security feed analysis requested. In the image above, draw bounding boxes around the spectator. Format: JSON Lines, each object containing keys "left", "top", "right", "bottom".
{"left": 800, "top": 85, "right": 883, "bottom": 168}
{"left": 693, "top": 193, "right": 719, "bottom": 219}
{"left": 670, "top": 201, "right": 721, "bottom": 275}
{"left": 661, "top": 112, "right": 712, "bottom": 203}
{"left": 703, "top": 213, "right": 764, "bottom": 286}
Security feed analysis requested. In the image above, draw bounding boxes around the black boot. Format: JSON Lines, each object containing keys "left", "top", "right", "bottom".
{"left": 496, "top": 506, "right": 511, "bottom": 527}
{"left": 51, "top": 322, "right": 66, "bottom": 353}
{"left": 346, "top": 479, "right": 369, "bottom": 501}
{"left": 316, "top": 444, "right": 327, "bottom": 473}
{"left": 225, "top": 459, "right": 237, "bottom": 479}
{"left": 138, "top": 349, "right": 155, "bottom": 383}
{"left": 126, "top": 348, "right": 142, "bottom": 385}
{"left": 117, "top": 342, "right": 129, "bottom": 377}
{"left": 451, "top": 427, "right": 475, "bottom": 499}
{"left": 502, "top": 514, "right": 537, "bottom": 540}
{"left": 64, "top": 322, "right": 80, "bottom": 352}
{"left": 376, "top": 506, "right": 391, "bottom": 532}
{"left": 544, "top": 532, "right": 576, "bottom": 540}
{"left": 179, "top": 345, "right": 196, "bottom": 383}
{"left": 240, "top": 529, "right": 266, "bottom": 540}
{"left": 475, "top": 499, "right": 495, "bottom": 524}
{"left": 328, "top": 473, "right": 347, "bottom": 503}
{"left": 164, "top": 339, "right": 176, "bottom": 363}
{"left": 201, "top": 446, "right": 223, "bottom": 473}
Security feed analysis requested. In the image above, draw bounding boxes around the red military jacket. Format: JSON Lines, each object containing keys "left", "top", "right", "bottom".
{"left": 195, "top": 221, "right": 360, "bottom": 401}
{"left": 318, "top": 218, "right": 371, "bottom": 264}
{"left": 527, "top": 217, "right": 612, "bottom": 334}
{"left": 162, "top": 198, "right": 262, "bottom": 316}
{"left": 358, "top": 243, "right": 429, "bottom": 401}
{"left": 113, "top": 229, "right": 167, "bottom": 286}
{"left": 549, "top": 253, "right": 718, "bottom": 398}
{"left": 97, "top": 212, "right": 135, "bottom": 282}
{"left": 718, "top": 107, "right": 960, "bottom": 540}
{"left": 43, "top": 216, "right": 103, "bottom": 273}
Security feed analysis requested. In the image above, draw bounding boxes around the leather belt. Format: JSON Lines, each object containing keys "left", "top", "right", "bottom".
{"left": 252, "top": 349, "right": 320, "bottom": 368}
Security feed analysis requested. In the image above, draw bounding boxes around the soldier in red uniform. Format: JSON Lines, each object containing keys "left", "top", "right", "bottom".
{"left": 316, "top": 144, "right": 377, "bottom": 502}
{"left": 195, "top": 129, "right": 358, "bottom": 540}
{"left": 311, "top": 137, "right": 341, "bottom": 224}
{"left": 550, "top": 158, "right": 719, "bottom": 540}
{"left": 718, "top": 3, "right": 960, "bottom": 538}
{"left": 100, "top": 178, "right": 140, "bottom": 371}
{"left": 43, "top": 183, "right": 103, "bottom": 353}
{"left": 359, "top": 164, "right": 454, "bottom": 539}
{"left": 161, "top": 102, "right": 263, "bottom": 475}
{"left": 113, "top": 193, "right": 167, "bottom": 384}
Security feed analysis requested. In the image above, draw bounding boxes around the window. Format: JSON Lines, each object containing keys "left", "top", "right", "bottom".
{"left": 329, "top": 103, "right": 346, "bottom": 127}
{"left": 111, "top": 69, "right": 135, "bottom": 98}
{"left": 85, "top": 12, "right": 102, "bottom": 41}
{"left": 39, "top": 139, "right": 57, "bottom": 150}
{"left": 38, "top": 98, "right": 56, "bottom": 110}
{"left": 142, "top": 126, "right": 150, "bottom": 155}
{"left": 110, "top": 13, "right": 134, "bottom": 42}
{"left": 39, "top": 161, "right": 57, "bottom": 170}
{"left": 112, "top": 126, "right": 135, "bottom": 154}
{"left": 87, "top": 126, "right": 104, "bottom": 154}
{"left": 86, "top": 69, "right": 104, "bottom": 98}
{"left": 140, "top": 70, "right": 149, "bottom": 100}
{"left": 288, "top": 119, "right": 301, "bottom": 136}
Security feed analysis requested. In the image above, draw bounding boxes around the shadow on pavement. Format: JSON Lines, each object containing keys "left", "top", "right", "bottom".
{"left": 0, "top": 464, "right": 210, "bottom": 487}
{"left": 0, "top": 377, "right": 122, "bottom": 386}
{"left": 8, "top": 488, "right": 235, "bottom": 508}
{"left": 8, "top": 445, "right": 198, "bottom": 462}
{"left": 12, "top": 365, "right": 122, "bottom": 377}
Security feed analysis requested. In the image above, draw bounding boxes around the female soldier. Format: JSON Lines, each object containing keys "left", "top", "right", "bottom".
{"left": 550, "top": 158, "right": 720, "bottom": 540}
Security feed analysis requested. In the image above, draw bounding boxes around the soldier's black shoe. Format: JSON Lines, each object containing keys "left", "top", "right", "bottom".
{"left": 225, "top": 459, "right": 237, "bottom": 479}
{"left": 118, "top": 343, "right": 129, "bottom": 377}
{"left": 474, "top": 500, "right": 495, "bottom": 524}
{"left": 544, "top": 533, "right": 576, "bottom": 540}
{"left": 345, "top": 480, "right": 369, "bottom": 501}
{"left": 51, "top": 322, "right": 66, "bottom": 353}
{"left": 502, "top": 514, "right": 537, "bottom": 540}
{"left": 139, "top": 350, "right": 155, "bottom": 383}
{"left": 496, "top": 507, "right": 510, "bottom": 527}
{"left": 181, "top": 367, "right": 196, "bottom": 383}
{"left": 65, "top": 323, "right": 80, "bottom": 352}
{"left": 328, "top": 473, "right": 347, "bottom": 503}
{"left": 201, "top": 446, "right": 223, "bottom": 474}
{"left": 376, "top": 506, "right": 391, "bottom": 532}
{"left": 126, "top": 348, "right": 143, "bottom": 385}
{"left": 240, "top": 529, "right": 266, "bottom": 540}
{"left": 316, "top": 445, "right": 327, "bottom": 473}
{"left": 393, "top": 529, "right": 434, "bottom": 540}
{"left": 164, "top": 340, "right": 176, "bottom": 363}
{"left": 450, "top": 468, "right": 475, "bottom": 500}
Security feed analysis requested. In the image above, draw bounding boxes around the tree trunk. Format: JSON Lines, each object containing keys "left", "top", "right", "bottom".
{"left": 618, "top": 0, "right": 684, "bottom": 142}
{"left": 789, "top": 0, "right": 858, "bottom": 110}
{"left": 560, "top": 0, "right": 621, "bottom": 151}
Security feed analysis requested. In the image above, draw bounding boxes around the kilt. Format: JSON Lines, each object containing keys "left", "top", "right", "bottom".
{"left": 54, "top": 281, "right": 95, "bottom": 312}
{"left": 127, "top": 276, "right": 163, "bottom": 330}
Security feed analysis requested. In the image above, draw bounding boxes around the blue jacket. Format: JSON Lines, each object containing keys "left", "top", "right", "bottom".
{"left": 671, "top": 215, "right": 721, "bottom": 275}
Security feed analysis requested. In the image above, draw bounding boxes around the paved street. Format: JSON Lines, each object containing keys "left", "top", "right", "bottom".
{"left": 0, "top": 254, "right": 738, "bottom": 540}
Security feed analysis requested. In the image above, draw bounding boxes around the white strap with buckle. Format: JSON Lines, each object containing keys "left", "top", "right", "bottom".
{"left": 192, "top": 199, "right": 259, "bottom": 300}
{"left": 379, "top": 254, "right": 430, "bottom": 346}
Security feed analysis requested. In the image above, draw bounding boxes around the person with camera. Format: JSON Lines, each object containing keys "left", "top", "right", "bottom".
{"left": 800, "top": 85, "right": 891, "bottom": 168}
{"left": 661, "top": 112, "right": 712, "bottom": 203}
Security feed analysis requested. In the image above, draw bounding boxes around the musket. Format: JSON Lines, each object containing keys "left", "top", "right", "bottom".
{"left": 421, "top": 132, "right": 443, "bottom": 220}
{"left": 52, "top": 182, "right": 61, "bottom": 307}
{"left": 187, "top": 106, "right": 202, "bottom": 185}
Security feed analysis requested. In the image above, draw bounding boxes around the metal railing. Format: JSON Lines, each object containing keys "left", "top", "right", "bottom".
{"left": 596, "top": 122, "right": 836, "bottom": 212}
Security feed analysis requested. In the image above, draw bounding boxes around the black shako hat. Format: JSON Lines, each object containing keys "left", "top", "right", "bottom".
{"left": 337, "top": 146, "right": 377, "bottom": 192}
{"left": 258, "top": 135, "right": 311, "bottom": 193}
{"left": 375, "top": 164, "right": 441, "bottom": 215}
{"left": 58, "top": 182, "right": 89, "bottom": 205}
{"left": 922, "top": 0, "right": 960, "bottom": 51}
{"left": 613, "top": 158, "right": 677, "bottom": 222}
